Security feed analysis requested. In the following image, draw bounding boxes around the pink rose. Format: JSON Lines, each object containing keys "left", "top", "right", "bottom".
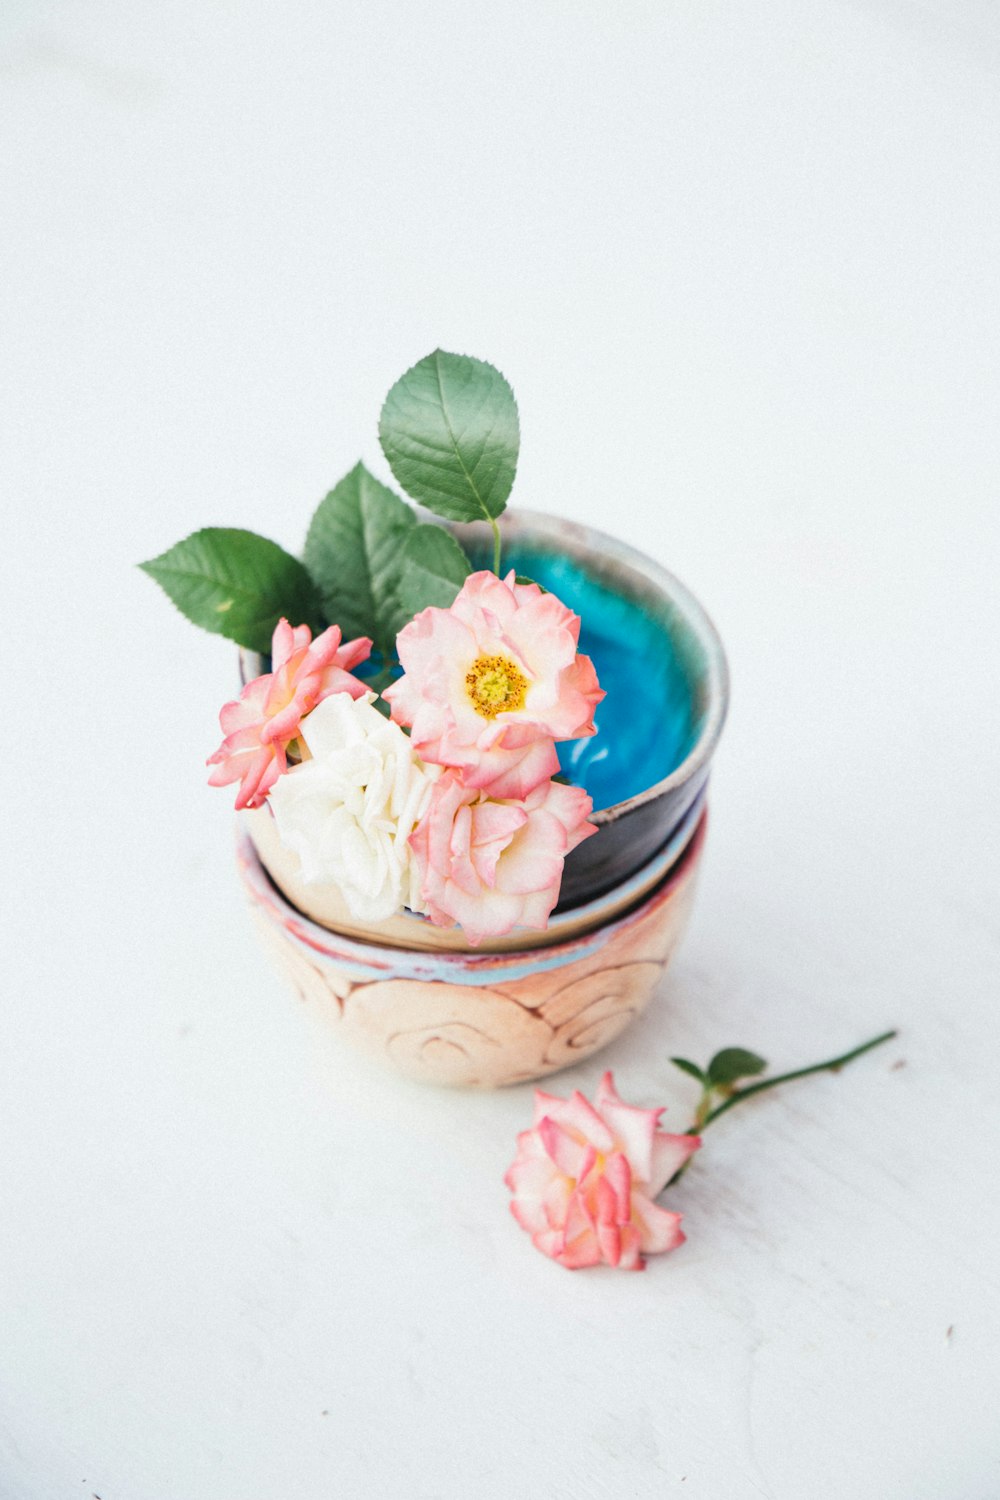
{"left": 207, "top": 618, "right": 372, "bottom": 810}
{"left": 385, "top": 570, "right": 604, "bottom": 798}
{"left": 409, "top": 770, "right": 597, "bottom": 944}
{"left": 505, "top": 1072, "right": 701, "bottom": 1270}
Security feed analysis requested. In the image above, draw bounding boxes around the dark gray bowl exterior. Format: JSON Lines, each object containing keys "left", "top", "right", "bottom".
{"left": 557, "top": 764, "right": 711, "bottom": 908}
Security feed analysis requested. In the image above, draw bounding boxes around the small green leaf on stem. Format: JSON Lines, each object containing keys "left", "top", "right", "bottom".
{"left": 671, "top": 1057, "right": 708, "bottom": 1085}
{"left": 707, "top": 1048, "right": 767, "bottom": 1088}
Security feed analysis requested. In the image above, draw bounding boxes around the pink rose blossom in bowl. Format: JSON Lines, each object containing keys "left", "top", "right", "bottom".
{"left": 505, "top": 1071, "right": 700, "bottom": 1269}
{"left": 208, "top": 617, "right": 372, "bottom": 810}
{"left": 409, "top": 770, "right": 598, "bottom": 945}
{"left": 385, "top": 570, "right": 604, "bottom": 798}
{"left": 443, "top": 511, "right": 730, "bottom": 912}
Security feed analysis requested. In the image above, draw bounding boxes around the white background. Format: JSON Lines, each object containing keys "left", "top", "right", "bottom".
{"left": 2, "top": 1, "right": 999, "bottom": 1496}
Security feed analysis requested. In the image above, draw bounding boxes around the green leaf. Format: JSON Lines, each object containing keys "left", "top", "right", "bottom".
{"left": 707, "top": 1048, "right": 768, "bottom": 1087}
{"left": 378, "top": 349, "right": 520, "bottom": 524}
{"left": 389, "top": 524, "right": 471, "bottom": 637}
{"left": 139, "top": 528, "right": 324, "bottom": 654}
{"left": 671, "top": 1057, "right": 707, "bottom": 1085}
{"left": 304, "top": 462, "right": 416, "bottom": 656}
{"left": 514, "top": 574, "right": 547, "bottom": 592}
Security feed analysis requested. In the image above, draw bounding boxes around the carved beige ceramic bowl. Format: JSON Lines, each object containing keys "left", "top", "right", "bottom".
{"left": 239, "top": 809, "right": 708, "bottom": 1089}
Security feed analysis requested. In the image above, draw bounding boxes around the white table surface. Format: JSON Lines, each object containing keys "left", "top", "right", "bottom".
{"left": 2, "top": 2, "right": 999, "bottom": 1496}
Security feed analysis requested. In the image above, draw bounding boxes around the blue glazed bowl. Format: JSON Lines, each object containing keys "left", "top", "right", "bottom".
{"left": 240, "top": 509, "right": 728, "bottom": 922}
{"left": 449, "top": 510, "right": 729, "bottom": 908}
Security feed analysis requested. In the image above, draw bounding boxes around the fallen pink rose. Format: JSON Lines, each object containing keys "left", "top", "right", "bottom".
{"left": 409, "top": 770, "right": 597, "bottom": 943}
{"left": 505, "top": 1072, "right": 701, "bottom": 1270}
{"left": 385, "top": 570, "right": 603, "bottom": 798}
{"left": 207, "top": 617, "right": 372, "bottom": 810}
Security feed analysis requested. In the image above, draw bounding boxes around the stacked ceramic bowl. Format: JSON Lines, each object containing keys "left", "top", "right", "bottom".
{"left": 239, "top": 510, "right": 728, "bottom": 1087}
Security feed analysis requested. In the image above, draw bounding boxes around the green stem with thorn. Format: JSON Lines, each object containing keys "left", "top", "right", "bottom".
{"left": 667, "top": 1029, "right": 898, "bottom": 1189}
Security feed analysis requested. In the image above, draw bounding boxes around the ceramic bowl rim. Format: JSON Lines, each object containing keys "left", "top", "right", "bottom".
{"left": 239, "top": 808, "right": 708, "bottom": 979}
{"left": 483, "top": 508, "right": 730, "bottom": 824}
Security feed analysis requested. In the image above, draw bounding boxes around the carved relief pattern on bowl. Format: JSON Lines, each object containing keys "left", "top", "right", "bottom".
{"left": 249, "top": 868, "right": 698, "bottom": 1088}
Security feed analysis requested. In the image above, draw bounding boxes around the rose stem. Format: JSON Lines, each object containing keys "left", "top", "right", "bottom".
{"left": 698, "top": 1029, "right": 898, "bottom": 1130}
{"left": 666, "top": 1029, "right": 898, "bottom": 1190}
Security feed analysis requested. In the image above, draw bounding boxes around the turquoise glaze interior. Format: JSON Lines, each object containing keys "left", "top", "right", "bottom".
{"left": 464, "top": 539, "right": 702, "bottom": 811}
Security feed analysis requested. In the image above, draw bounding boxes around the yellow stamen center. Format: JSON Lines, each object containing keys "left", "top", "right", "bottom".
{"left": 465, "top": 654, "right": 528, "bottom": 719}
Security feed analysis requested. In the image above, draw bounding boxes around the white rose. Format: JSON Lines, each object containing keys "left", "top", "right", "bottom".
{"left": 268, "top": 692, "right": 439, "bottom": 923}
